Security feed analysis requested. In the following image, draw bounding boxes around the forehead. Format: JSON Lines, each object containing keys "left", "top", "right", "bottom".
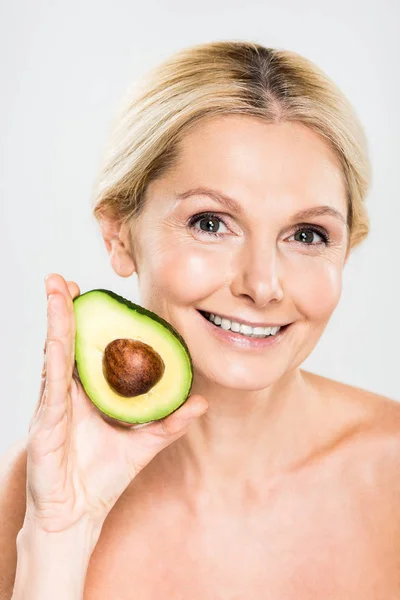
{"left": 164, "top": 114, "right": 346, "bottom": 212}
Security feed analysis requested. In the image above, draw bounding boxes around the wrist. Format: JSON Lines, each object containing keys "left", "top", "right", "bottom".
{"left": 12, "top": 517, "right": 103, "bottom": 600}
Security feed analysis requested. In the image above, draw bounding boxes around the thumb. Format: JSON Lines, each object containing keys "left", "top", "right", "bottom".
{"left": 120, "top": 394, "right": 209, "bottom": 472}
{"left": 154, "top": 394, "right": 209, "bottom": 436}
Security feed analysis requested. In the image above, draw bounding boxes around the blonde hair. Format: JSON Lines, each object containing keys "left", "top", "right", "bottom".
{"left": 92, "top": 40, "right": 371, "bottom": 252}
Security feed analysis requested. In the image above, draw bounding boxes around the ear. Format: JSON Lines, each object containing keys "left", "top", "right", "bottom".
{"left": 99, "top": 215, "right": 136, "bottom": 278}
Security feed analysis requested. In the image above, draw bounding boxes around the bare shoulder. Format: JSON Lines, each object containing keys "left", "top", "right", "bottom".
{"left": 303, "top": 369, "right": 400, "bottom": 424}
{"left": 303, "top": 368, "right": 400, "bottom": 477}
{"left": 0, "top": 437, "right": 28, "bottom": 599}
{"left": 335, "top": 378, "right": 400, "bottom": 537}
{"left": 302, "top": 370, "right": 400, "bottom": 545}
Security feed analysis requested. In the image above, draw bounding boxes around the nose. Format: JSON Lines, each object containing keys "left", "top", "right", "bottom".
{"left": 230, "top": 235, "right": 284, "bottom": 307}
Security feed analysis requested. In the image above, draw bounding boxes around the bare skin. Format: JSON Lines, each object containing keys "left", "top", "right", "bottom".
{"left": 82, "top": 375, "right": 400, "bottom": 600}
{"left": 3, "top": 379, "right": 400, "bottom": 599}
{"left": 1, "top": 115, "right": 399, "bottom": 598}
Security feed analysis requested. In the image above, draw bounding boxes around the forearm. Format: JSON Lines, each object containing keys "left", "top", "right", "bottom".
{"left": 12, "top": 518, "right": 102, "bottom": 600}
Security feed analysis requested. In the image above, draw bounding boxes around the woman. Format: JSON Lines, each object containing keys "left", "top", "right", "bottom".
{"left": 2, "top": 40, "right": 400, "bottom": 599}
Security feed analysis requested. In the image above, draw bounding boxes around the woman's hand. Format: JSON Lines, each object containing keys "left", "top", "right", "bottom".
{"left": 25, "top": 273, "right": 208, "bottom": 535}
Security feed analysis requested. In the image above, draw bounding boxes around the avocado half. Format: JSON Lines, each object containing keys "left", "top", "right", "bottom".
{"left": 73, "top": 289, "right": 193, "bottom": 424}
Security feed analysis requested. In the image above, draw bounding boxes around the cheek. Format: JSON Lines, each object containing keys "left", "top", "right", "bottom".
{"left": 289, "top": 261, "right": 343, "bottom": 320}
{"left": 147, "top": 246, "right": 228, "bottom": 304}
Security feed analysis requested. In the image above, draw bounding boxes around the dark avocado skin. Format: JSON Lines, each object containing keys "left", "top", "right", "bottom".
{"left": 73, "top": 289, "right": 194, "bottom": 420}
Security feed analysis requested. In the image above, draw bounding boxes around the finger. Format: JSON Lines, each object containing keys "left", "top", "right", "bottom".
{"left": 151, "top": 394, "right": 209, "bottom": 436}
{"left": 45, "top": 274, "right": 80, "bottom": 300}
{"left": 55, "top": 278, "right": 80, "bottom": 371}
{"left": 45, "top": 274, "right": 75, "bottom": 360}
{"left": 30, "top": 274, "right": 77, "bottom": 432}
{"left": 66, "top": 280, "right": 81, "bottom": 300}
{"left": 40, "top": 339, "right": 69, "bottom": 429}
{"left": 121, "top": 394, "right": 209, "bottom": 471}
{"left": 46, "top": 291, "right": 73, "bottom": 375}
{"left": 39, "top": 338, "right": 47, "bottom": 397}
{"left": 45, "top": 273, "right": 70, "bottom": 298}
{"left": 63, "top": 283, "right": 79, "bottom": 372}
{"left": 45, "top": 274, "right": 78, "bottom": 382}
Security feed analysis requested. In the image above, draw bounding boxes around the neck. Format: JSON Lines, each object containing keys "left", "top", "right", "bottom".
{"left": 153, "top": 368, "right": 328, "bottom": 504}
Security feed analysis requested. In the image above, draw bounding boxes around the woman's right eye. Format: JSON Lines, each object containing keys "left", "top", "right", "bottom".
{"left": 187, "top": 212, "right": 230, "bottom": 238}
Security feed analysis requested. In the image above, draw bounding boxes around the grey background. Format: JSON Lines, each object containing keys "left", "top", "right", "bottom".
{"left": 0, "top": 0, "right": 398, "bottom": 454}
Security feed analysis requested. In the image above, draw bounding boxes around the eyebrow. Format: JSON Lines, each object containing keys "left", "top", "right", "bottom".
{"left": 175, "top": 186, "right": 347, "bottom": 226}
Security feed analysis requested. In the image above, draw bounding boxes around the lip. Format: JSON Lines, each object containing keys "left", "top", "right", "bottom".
{"left": 196, "top": 309, "right": 292, "bottom": 350}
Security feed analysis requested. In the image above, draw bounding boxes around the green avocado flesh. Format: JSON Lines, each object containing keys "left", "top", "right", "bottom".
{"left": 73, "top": 289, "right": 193, "bottom": 424}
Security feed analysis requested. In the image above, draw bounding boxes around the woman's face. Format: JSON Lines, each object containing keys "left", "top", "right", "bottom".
{"left": 125, "top": 115, "right": 349, "bottom": 391}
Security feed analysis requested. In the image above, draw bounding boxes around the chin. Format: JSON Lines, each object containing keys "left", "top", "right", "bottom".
{"left": 193, "top": 364, "right": 284, "bottom": 393}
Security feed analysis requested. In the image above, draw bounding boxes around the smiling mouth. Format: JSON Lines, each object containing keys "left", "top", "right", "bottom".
{"left": 196, "top": 309, "right": 291, "bottom": 334}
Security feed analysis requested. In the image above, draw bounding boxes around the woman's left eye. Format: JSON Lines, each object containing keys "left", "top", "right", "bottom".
{"left": 288, "top": 227, "right": 330, "bottom": 246}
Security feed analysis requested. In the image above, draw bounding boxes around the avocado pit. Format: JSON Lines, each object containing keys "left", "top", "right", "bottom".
{"left": 102, "top": 338, "right": 165, "bottom": 397}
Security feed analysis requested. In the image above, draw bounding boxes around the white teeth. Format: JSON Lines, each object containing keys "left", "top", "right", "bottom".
{"left": 239, "top": 324, "right": 253, "bottom": 335}
{"left": 221, "top": 318, "right": 231, "bottom": 330}
{"left": 206, "top": 312, "right": 282, "bottom": 337}
{"left": 253, "top": 326, "right": 266, "bottom": 335}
